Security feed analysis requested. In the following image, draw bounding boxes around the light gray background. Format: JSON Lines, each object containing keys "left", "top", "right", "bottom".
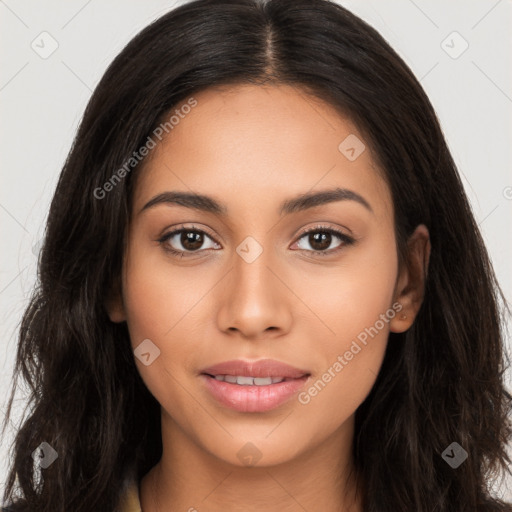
{"left": 1, "top": 0, "right": 511, "bottom": 502}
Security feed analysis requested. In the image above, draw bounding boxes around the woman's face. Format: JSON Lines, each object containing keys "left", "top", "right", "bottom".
{"left": 107, "top": 83, "right": 424, "bottom": 468}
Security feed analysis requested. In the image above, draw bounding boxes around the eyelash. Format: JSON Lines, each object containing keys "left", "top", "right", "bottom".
{"left": 157, "top": 223, "right": 355, "bottom": 259}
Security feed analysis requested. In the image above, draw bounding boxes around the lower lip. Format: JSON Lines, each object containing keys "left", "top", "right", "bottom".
{"left": 200, "top": 374, "right": 310, "bottom": 412}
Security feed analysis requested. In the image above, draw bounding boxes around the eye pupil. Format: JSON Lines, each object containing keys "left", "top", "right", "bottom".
{"left": 310, "top": 231, "right": 331, "bottom": 251}
{"left": 182, "top": 231, "right": 203, "bottom": 251}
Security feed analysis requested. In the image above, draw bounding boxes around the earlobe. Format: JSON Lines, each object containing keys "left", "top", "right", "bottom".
{"left": 390, "top": 224, "right": 431, "bottom": 333}
{"left": 389, "top": 304, "right": 411, "bottom": 333}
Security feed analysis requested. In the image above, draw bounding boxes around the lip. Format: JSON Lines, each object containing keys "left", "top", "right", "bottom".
{"left": 199, "top": 359, "right": 311, "bottom": 413}
{"left": 200, "top": 359, "right": 309, "bottom": 379}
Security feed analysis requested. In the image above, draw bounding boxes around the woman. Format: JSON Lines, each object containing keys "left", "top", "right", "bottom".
{"left": 2, "top": 0, "right": 511, "bottom": 510}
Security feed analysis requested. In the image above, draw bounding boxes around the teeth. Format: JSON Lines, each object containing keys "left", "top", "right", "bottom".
{"left": 211, "top": 375, "right": 286, "bottom": 385}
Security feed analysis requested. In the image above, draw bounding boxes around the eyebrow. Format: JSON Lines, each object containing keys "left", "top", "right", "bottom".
{"left": 139, "top": 187, "right": 373, "bottom": 216}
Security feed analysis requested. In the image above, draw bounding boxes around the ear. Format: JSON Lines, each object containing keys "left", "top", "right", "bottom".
{"left": 390, "top": 224, "right": 431, "bottom": 333}
{"left": 104, "top": 277, "right": 126, "bottom": 323}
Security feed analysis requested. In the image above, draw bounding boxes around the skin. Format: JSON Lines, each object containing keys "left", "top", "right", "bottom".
{"left": 106, "top": 83, "right": 430, "bottom": 511}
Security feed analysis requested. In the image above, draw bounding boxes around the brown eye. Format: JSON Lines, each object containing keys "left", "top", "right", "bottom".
{"left": 180, "top": 230, "right": 205, "bottom": 251}
{"left": 158, "top": 226, "right": 220, "bottom": 256}
{"left": 293, "top": 226, "right": 355, "bottom": 256}
{"left": 304, "top": 231, "right": 333, "bottom": 251}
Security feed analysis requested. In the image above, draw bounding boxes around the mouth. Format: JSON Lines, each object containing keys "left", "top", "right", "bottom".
{"left": 202, "top": 374, "right": 304, "bottom": 385}
{"left": 199, "top": 359, "right": 311, "bottom": 412}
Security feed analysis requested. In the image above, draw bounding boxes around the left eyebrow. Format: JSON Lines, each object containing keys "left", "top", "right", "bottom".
{"left": 139, "top": 187, "right": 373, "bottom": 216}
{"left": 279, "top": 187, "right": 373, "bottom": 215}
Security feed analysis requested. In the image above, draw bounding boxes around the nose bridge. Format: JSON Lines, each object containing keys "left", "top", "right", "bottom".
{"left": 216, "top": 234, "right": 291, "bottom": 336}
{"left": 232, "top": 234, "right": 278, "bottom": 305}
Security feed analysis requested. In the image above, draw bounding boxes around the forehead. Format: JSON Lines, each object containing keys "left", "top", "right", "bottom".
{"left": 133, "top": 83, "right": 392, "bottom": 221}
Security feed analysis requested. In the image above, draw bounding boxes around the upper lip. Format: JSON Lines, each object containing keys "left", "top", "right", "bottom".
{"left": 200, "top": 359, "right": 310, "bottom": 379}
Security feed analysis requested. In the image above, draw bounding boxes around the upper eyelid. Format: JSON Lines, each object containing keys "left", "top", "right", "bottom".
{"left": 160, "top": 224, "right": 218, "bottom": 242}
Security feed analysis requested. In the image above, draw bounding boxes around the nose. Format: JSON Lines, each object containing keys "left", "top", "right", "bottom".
{"left": 216, "top": 241, "right": 293, "bottom": 340}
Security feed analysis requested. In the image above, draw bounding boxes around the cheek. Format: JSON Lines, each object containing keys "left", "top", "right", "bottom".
{"left": 310, "top": 227, "right": 398, "bottom": 343}
{"left": 121, "top": 241, "right": 206, "bottom": 343}
{"left": 295, "top": 232, "right": 397, "bottom": 425}
{"left": 120, "top": 243, "right": 206, "bottom": 395}
{"left": 296, "top": 303, "right": 393, "bottom": 438}
{"left": 120, "top": 250, "right": 201, "bottom": 419}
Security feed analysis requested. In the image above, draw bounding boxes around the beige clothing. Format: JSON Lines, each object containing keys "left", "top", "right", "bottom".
{"left": 118, "top": 476, "right": 142, "bottom": 512}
